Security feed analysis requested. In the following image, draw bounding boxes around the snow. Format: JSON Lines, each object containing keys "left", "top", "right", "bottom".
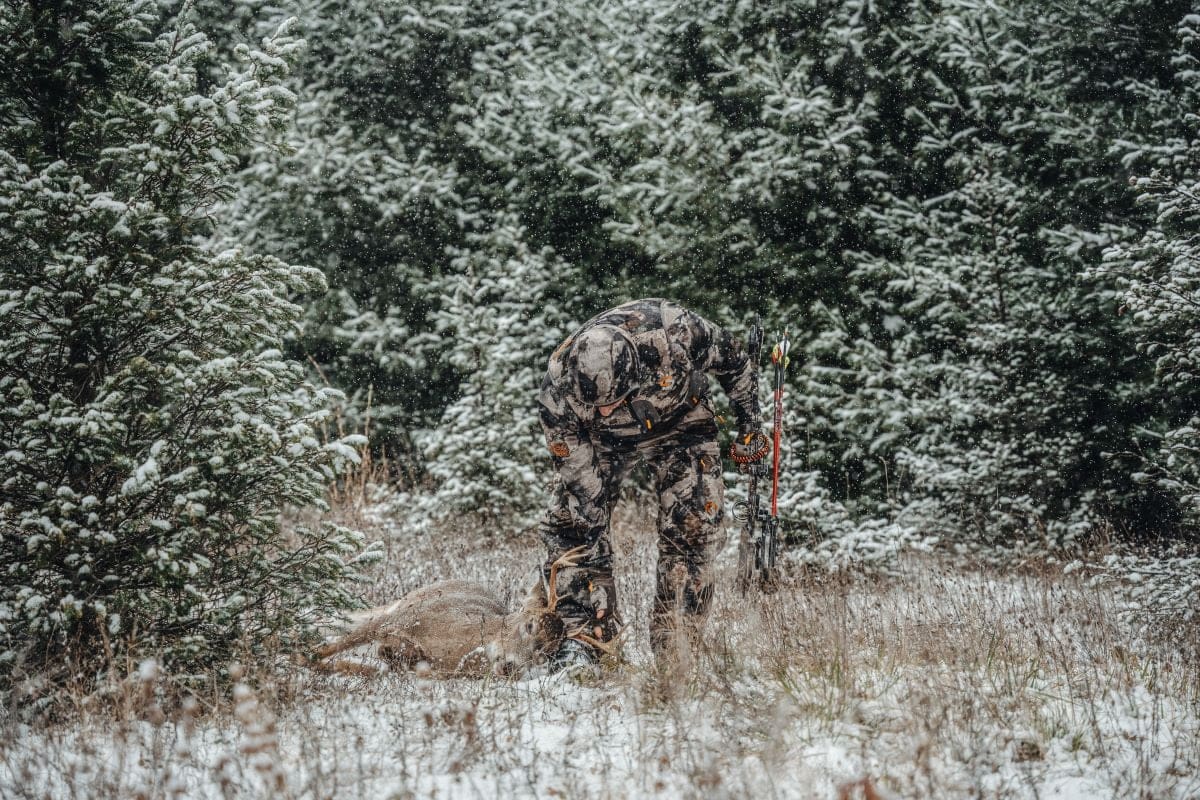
{"left": 5, "top": 657, "right": 1194, "bottom": 798}
{"left": 3, "top": 544, "right": 1196, "bottom": 800}
{"left": 3, "top": 2, "right": 1200, "bottom": 797}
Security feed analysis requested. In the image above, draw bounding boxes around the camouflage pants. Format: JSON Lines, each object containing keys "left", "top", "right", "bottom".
{"left": 538, "top": 409, "right": 725, "bottom": 655}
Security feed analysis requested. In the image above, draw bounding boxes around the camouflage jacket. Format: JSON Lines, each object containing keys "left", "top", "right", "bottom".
{"left": 538, "top": 299, "right": 759, "bottom": 523}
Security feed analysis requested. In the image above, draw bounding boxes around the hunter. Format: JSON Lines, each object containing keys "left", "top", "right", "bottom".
{"left": 535, "top": 298, "right": 763, "bottom": 668}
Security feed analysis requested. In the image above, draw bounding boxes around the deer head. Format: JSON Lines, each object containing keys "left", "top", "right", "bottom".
{"left": 490, "top": 545, "right": 588, "bottom": 674}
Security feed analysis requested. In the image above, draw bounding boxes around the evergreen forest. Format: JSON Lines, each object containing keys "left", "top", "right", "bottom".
{"left": 3, "top": 0, "right": 1199, "bottom": 688}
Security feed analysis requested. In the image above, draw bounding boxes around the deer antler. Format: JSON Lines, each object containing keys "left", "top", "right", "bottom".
{"left": 567, "top": 624, "right": 622, "bottom": 657}
{"left": 545, "top": 545, "right": 588, "bottom": 613}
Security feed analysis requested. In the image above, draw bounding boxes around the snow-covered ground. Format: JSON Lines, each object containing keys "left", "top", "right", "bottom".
{"left": 3, "top": 502, "right": 1197, "bottom": 799}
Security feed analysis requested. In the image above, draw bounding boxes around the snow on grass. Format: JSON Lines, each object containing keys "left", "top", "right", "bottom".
{"left": 2, "top": 501, "right": 1197, "bottom": 799}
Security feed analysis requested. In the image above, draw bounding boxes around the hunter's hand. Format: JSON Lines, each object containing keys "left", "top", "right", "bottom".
{"left": 730, "top": 429, "right": 770, "bottom": 470}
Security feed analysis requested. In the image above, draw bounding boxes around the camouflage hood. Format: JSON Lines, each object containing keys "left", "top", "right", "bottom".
{"left": 568, "top": 324, "right": 640, "bottom": 407}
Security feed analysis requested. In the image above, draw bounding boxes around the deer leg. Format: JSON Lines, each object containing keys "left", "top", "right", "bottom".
{"left": 313, "top": 625, "right": 427, "bottom": 676}
{"left": 317, "top": 659, "right": 385, "bottom": 678}
{"left": 314, "top": 621, "right": 381, "bottom": 660}
{"left": 377, "top": 634, "right": 429, "bottom": 669}
{"left": 315, "top": 640, "right": 346, "bottom": 660}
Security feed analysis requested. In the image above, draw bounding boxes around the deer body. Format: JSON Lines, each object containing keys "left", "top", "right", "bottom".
{"left": 314, "top": 549, "right": 588, "bottom": 678}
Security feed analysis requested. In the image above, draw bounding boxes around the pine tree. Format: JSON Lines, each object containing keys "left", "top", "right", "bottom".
{"left": 798, "top": 0, "right": 1186, "bottom": 546}
{"left": 217, "top": 0, "right": 495, "bottom": 453}
{"left": 1100, "top": 11, "right": 1200, "bottom": 528}
{"left": 850, "top": 153, "right": 1109, "bottom": 543}
{"left": 220, "top": 0, "right": 627, "bottom": 517}
{"left": 0, "top": 1, "right": 365, "bottom": 691}
{"left": 193, "top": 0, "right": 1200, "bottom": 553}
{"left": 1095, "top": 21, "right": 1200, "bottom": 613}
{"left": 409, "top": 215, "right": 581, "bottom": 530}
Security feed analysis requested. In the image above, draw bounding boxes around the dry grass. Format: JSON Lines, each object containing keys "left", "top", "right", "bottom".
{"left": 2, "top": 494, "right": 1197, "bottom": 799}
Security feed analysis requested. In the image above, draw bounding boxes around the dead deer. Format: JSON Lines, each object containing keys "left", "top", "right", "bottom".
{"left": 312, "top": 546, "right": 608, "bottom": 678}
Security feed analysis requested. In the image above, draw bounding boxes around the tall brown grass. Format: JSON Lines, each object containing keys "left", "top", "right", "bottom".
{"left": 3, "top": 495, "right": 1196, "bottom": 799}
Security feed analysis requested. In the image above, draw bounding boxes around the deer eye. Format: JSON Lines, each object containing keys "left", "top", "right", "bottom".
{"left": 524, "top": 621, "right": 536, "bottom": 637}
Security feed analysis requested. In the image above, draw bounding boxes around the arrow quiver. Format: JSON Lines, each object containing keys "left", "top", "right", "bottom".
{"left": 734, "top": 319, "right": 789, "bottom": 595}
